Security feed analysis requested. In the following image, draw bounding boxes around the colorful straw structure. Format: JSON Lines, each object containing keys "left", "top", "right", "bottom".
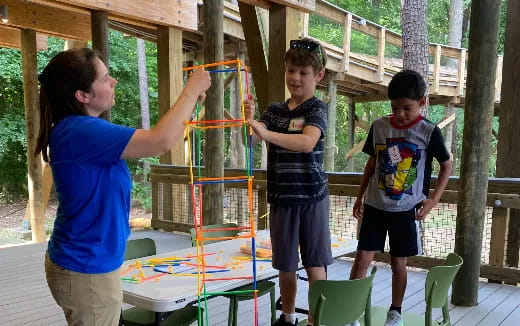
{"left": 185, "top": 59, "right": 258, "bottom": 326}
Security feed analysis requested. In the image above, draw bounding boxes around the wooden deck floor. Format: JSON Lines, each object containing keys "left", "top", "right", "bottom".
{"left": 1, "top": 230, "right": 518, "bottom": 326}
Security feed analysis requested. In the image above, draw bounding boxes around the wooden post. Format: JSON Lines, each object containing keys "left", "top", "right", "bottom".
{"left": 324, "top": 76, "right": 337, "bottom": 172}
{"left": 300, "top": 12, "right": 309, "bottom": 37}
{"left": 153, "top": 26, "right": 186, "bottom": 229}
{"left": 452, "top": 0, "right": 502, "bottom": 306}
{"left": 496, "top": 0, "right": 520, "bottom": 273}
{"left": 268, "top": 4, "right": 299, "bottom": 103}
{"left": 489, "top": 207, "right": 509, "bottom": 283}
{"left": 341, "top": 13, "right": 352, "bottom": 73}
{"left": 21, "top": 29, "right": 45, "bottom": 243}
{"left": 348, "top": 99, "right": 356, "bottom": 171}
{"left": 376, "top": 27, "right": 385, "bottom": 82}
{"left": 456, "top": 49, "right": 466, "bottom": 96}
{"left": 91, "top": 10, "right": 110, "bottom": 121}
{"left": 64, "top": 40, "right": 88, "bottom": 50}
{"left": 433, "top": 44, "right": 441, "bottom": 94}
{"left": 237, "top": 2, "right": 269, "bottom": 114}
{"left": 203, "top": 0, "right": 225, "bottom": 226}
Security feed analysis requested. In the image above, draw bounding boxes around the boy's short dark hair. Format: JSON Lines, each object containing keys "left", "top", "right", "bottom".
{"left": 285, "top": 37, "right": 326, "bottom": 74}
{"left": 388, "top": 70, "right": 427, "bottom": 100}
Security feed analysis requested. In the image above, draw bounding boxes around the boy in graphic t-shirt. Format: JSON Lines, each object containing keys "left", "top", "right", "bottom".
{"left": 350, "top": 70, "right": 452, "bottom": 326}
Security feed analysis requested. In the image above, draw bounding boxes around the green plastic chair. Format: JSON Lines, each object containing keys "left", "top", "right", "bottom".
{"left": 306, "top": 266, "right": 377, "bottom": 326}
{"left": 190, "top": 223, "right": 277, "bottom": 326}
{"left": 122, "top": 238, "right": 200, "bottom": 326}
{"left": 367, "top": 253, "right": 463, "bottom": 326}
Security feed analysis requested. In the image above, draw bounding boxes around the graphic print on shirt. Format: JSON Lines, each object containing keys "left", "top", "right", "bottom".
{"left": 375, "top": 137, "right": 421, "bottom": 200}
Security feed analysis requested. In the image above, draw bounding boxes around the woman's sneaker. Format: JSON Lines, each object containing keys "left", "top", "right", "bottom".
{"left": 384, "top": 310, "right": 403, "bottom": 326}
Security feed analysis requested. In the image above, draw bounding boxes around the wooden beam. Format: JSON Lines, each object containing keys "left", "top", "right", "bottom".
{"left": 437, "top": 113, "right": 456, "bottom": 129}
{"left": 270, "top": 0, "right": 315, "bottom": 13}
{"left": 157, "top": 27, "right": 185, "bottom": 165}
{"left": 51, "top": 0, "right": 197, "bottom": 30}
{"left": 2, "top": 0, "right": 91, "bottom": 41}
{"left": 343, "top": 253, "right": 520, "bottom": 284}
{"left": 433, "top": 44, "right": 442, "bottom": 94}
{"left": 0, "top": 26, "right": 48, "bottom": 50}
{"left": 341, "top": 13, "right": 352, "bottom": 73}
{"left": 456, "top": 49, "right": 466, "bottom": 96}
{"left": 91, "top": 10, "right": 110, "bottom": 121}
{"left": 238, "top": 0, "right": 271, "bottom": 9}
{"left": 21, "top": 29, "right": 45, "bottom": 243}
{"left": 238, "top": 1, "right": 268, "bottom": 113}
{"left": 268, "top": 4, "right": 300, "bottom": 102}
{"left": 376, "top": 27, "right": 385, "bottom": 82}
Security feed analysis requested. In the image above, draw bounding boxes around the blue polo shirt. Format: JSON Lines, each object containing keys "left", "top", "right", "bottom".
{"left": 47, "top": 115, "right": 136, "bottom": 274}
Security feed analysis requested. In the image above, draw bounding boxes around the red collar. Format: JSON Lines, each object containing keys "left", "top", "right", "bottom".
{"left": 390, "top": 114, "right": 423, "bottom": 129}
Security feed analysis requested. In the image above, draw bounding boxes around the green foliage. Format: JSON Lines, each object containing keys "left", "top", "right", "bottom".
{"left": 131, "top": 157, "right": 159, "bottom": 211}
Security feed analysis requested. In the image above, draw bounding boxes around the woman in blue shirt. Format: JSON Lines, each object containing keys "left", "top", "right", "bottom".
{"left": 35, "top": 48, "right": 210, "bottom": 325}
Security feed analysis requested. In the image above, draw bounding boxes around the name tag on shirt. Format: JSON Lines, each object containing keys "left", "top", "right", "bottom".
{"left": 288, "top": 117, "right": 305, "bottom": 132}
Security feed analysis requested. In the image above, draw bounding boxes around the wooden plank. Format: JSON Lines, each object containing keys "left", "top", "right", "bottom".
{"left": 3, "top": 0, "right": 91, "bottom": 41}
{"left": 268, "top": 4, "right": 299, "bottom": 102}
{"left": 489, "top": 208, "right": 509, "bottom": 272}
{"left": 238, "top": 0, "right": 271, "bottom": 9}
{"left": 433, "top": 44, "right": 442, "bottom": 94}
{"left": 437, "top": 113, "right": 456, "bottom": 129}
{"left": 376, "top": 27, "right": 385, "bottom": 82}
{"left": 51, "top": 0, "right": 197, "bottom": 30}
{"left": 0, "top": 26, "right": 48, "bottom": 50}
{"left": 237, "top": 1, "right": 269, "bottom": 113}
{"left": 343, "top": 253, "right": 520, "bottom": 284}
{"left": 21, "top": 29, "right": 45, "bottom": 243}
{"left": 269, "top": 0, "right": 315, "bottom": 13}
{"left": 341, "top": 13, "right": 352, "bottom": 73}
{"left": 456, "top": 48, "right": 467, "bottom": 96}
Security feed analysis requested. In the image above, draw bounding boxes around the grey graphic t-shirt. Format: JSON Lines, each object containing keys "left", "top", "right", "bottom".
{"left": 363, "top": 115, "right": 450, "bottom": 212}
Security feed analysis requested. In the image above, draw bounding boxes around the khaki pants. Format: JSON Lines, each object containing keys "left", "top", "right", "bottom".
{"left": 45, "top": 253, "right": 122, "bottom": 326}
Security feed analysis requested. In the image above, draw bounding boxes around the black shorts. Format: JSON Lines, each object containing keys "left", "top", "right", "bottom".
{"left": 357, "top": 204, "right": 420, "bottom": 257}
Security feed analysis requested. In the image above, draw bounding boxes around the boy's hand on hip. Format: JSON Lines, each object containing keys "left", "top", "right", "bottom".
{"left": 352, "top": 198, "right": 364, "bottom": 219}
{"left": 416, "top": 199, "right": 437, "bottom": 220}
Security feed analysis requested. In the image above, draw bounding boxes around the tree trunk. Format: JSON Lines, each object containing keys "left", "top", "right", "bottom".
{"left": 401, "top": 0, "right": 429, "bottom": 115}
{"left": 444, "top": 104, "right": 456, "bottom": 167}
{"left": 324, "top": 77, "right": 337, "bottom": 172}
{"left": 452, "top": 0, "right": 502, "bottom": 306}
{"left": 448, "top": 0, "right": 464, "bottom": 67}
{"left": 495, "top": 0, "right": 520, "bottom": 271}
{"left": 137, "top": 38, "right": 151, "bottom": 174}
{"left": 203, "top": 0, "right": 225, "bottom": 226}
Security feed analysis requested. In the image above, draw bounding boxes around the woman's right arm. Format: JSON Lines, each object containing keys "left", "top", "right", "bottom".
{"left": 122, "top": 69, "right": 211, "bottom": 159}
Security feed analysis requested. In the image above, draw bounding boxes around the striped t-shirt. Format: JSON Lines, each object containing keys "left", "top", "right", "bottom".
{"left": 259, "top": 97, "right": 328, "bottom": 205}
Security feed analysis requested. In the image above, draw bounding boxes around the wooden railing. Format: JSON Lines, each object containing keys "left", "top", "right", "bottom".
{"left": 150, "top": 164, "right": 520, "bottom": 284}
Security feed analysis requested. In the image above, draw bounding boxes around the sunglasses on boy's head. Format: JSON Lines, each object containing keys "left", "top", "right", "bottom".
{"left": 289, "top": 40, "right": 325, "bottom": 66}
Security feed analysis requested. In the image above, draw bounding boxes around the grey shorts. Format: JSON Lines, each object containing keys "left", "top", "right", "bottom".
{"left": 269, "top": 197, "right": 333, "bottom": 272}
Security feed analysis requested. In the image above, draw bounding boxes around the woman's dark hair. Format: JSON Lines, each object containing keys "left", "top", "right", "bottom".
{"left": 35, "top": 48, "right": 102, "bottom": 162}
{"left": 285, "top": 37, "right": 326, "bottom": 74}
{"left": 387, "top": 70, "right": 427, "bottom": 101}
